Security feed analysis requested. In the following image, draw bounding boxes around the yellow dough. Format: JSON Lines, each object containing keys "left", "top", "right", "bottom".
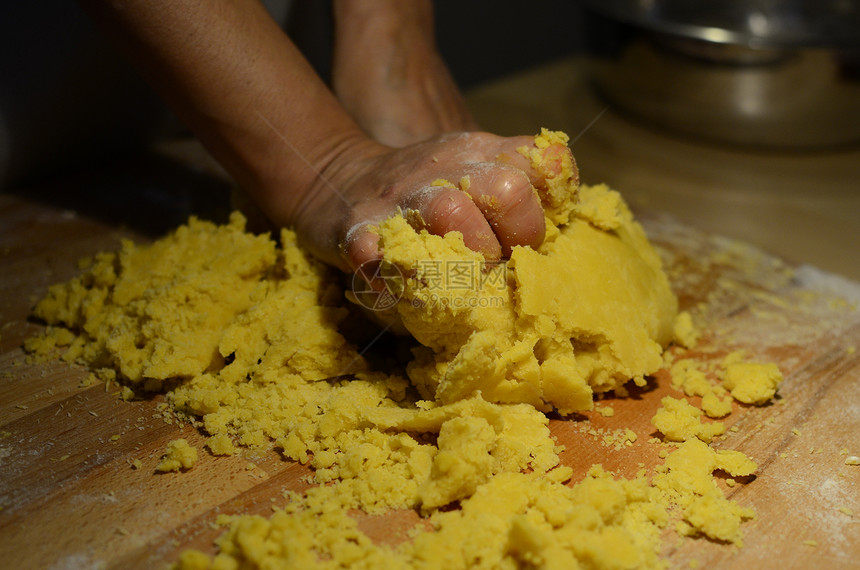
{"left": 26, "top": 130, "right": 769, "bottom": 569}
{"left": 722, "top": 362, "right": 784, "bottom": 405}
{"left": 651, "top": 396, "right": 726, "bottom": 443}
{"left": 380, "top": 152, "right": 677, "bottom": 415}
{"left": 156, "top": 439, "right": 198, "bottom": 472}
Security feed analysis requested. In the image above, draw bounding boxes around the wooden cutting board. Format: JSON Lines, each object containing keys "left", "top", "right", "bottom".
{"left": 1, "top": 189, "right": 858, "bottom": 569}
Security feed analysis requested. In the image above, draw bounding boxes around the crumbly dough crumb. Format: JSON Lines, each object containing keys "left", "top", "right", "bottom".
{"left": 673, "top": 311, "right": 701, "bottom": 348}
{"left": 722, "top": 362, "right": 783, "bottom": 405}
{"left": 206, "top": 434, "right": 236, "bottom": 456}
{"left": 156, "top": 439, "right": 198, "bottom": 472}
{"left": 652, "top": 397, "right": 725, "bottom": 443}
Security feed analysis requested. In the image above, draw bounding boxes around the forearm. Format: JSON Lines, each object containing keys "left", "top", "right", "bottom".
{"left": 78, "top": 0, "right": 559, "bottom": 277}
{"left": 79, "top": 0, "right": 370, "bottom": 224}
{"left": 331, "top": 0, "right": 477, "bottom": 147}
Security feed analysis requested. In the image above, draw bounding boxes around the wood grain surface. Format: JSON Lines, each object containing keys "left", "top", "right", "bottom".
{"left": 1, "top": 165, "right": 859, "bottom": 568}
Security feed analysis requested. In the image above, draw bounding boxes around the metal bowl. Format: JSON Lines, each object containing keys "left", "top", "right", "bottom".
{"left": 583, "top": 0, "right": 860, "bottom": 149}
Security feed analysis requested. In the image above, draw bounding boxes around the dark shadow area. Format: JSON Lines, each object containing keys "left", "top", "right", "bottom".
{"left": 621, "top": 377, "right": 663, "bottom": 399}
{"left": 435, "top": 0, "right": 584, "bottom": 90}
{"left": 3, "top": 148, "right": 233, "bottom": 239}
{"left": 714, "top": 470, "right": 757, "bottom": 485}
{"left": 549, "top": 411, "right": 591, "bottom": 423}
{"left": 0, "top": 1, "right": 181, "bottom": 191}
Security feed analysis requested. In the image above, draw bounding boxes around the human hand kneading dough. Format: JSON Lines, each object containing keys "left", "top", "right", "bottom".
{"left": 80, "top": 0, "right": 575, "bottom": 284}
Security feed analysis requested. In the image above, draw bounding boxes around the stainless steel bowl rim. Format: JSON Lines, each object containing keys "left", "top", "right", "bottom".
{"left": 583, "top": 0, "right": 860, "bottom": 49}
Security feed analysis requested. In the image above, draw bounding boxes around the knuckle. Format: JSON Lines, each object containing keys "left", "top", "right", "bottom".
{"left": 431, "top": 190, "right": 473, "bottom": 225}
{"left": 487, "top": 171, "right": 535, "bottom": 217}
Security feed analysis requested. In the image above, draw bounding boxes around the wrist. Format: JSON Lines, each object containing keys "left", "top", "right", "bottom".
{"left": 262, "top": 128, "right": 387, "bottom": 230}
{"left": 334, "top": 0, "right": 434, "bottom": 35}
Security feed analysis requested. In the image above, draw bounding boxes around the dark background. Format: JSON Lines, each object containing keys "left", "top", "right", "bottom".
{"left": 289, "top": 1, "right": 586, "bottom": 89}
{"left": 0, "top": 1, "right": 586, "bottom": 190}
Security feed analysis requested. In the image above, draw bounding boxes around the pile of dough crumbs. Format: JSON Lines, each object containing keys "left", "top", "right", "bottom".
{"left": 26, "top": 130, "right": 783, "bottom": 569}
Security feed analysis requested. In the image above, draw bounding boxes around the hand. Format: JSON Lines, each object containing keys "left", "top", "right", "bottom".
{"left": 276, "top": 131, "right": 575, "bottom": 283}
